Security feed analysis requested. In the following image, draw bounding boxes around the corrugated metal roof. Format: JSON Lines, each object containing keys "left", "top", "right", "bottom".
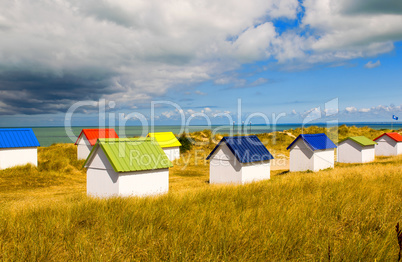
{"left": 339, "top": 136, "right": 377, "bottom": 147}
{"left": 206, "top": 135, "right": 274, "bottom": 163}
{"left": 147, "top": 132, "right": 182, "bottom": 148}
{"left": 373, "top": 132, "right": 402, "bottom": 143}
{"left": 286, "top": 133, "right": 337, "bottom": 151}
{"left": 0, "top": 128, "right": 40, "bottom": 148}
{"left": 84, "top": 138, "right": 172, "bottom": 172}
{"left": 75, "top": 129, "right": 119, "bottom": 146}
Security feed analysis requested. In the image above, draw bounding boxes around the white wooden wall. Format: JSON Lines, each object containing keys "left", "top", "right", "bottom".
{"left": 241, "top": 161, "right": 270, "bottom": 184}
{"left": 86, "top": 146, "right": 119, "bottom": 197}
{"left": 397, "top": 142, "right": 402, "bottom": 155}
{"left": 338, "top": 140, "right": 363, "bottom": 163}
{"left": 77, "top": 136, "right": 93, "bottom": 160}
{"left": 313, "top": 149, "right": 335, "bottom": 171}
{"left": 86, "top": 146, "right": 169, "bottom": 197}
{"left": 361, "top": 146, "right": 375, "bottom": 163}
{"left": 119, "top": 169, "right": 169, "bottom": 197}
{"left": 289, "top": 139, "right": 314, "bottom": 172}
{"left": 87, "top": 168, "right": 119, "bottom": 197}
{"left": 209, "top": 143, "right": 242, "bottom": 184}
{"left": 0, "top": 147, "right": 38, "bottom": 170}
{"left": 162, "top": 147, "right": 180, "bottom": 161}
{"left": 375, "top": 135, "right": 397, "bottom": 156}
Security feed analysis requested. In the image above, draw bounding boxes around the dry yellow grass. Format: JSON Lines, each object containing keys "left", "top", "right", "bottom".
{"left": 0, "top": 126, "right": 402, "bottom": 261}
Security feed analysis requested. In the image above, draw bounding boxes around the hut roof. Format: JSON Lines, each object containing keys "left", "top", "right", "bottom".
{"left": 0, "top": 128, "right": 40, "bottom": 148}
{"left": 147, "top": 132, "right": 181, "bottom": 148}
{"left": 84, "top": 138, "right": 172, "bottom": 172}
{"left": 287, "top": 133, "right": 337, "bottom": 151}
{"left": 373, "top": 132, "right": 402, "bottom": 143}
{"left": 339, "top": 136, "right": 377, "bottom": 147}
{"left": 206, "top": 135, "right": 274, "bottom": 163}
{"left": 75, "top": 129, "right": 119, "bottom": 146}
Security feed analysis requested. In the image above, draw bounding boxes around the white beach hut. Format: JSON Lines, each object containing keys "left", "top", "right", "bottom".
{"left": 147, "top": 132, "right": 182, "bottom": 161}
{"left": 0, "top": 128, "right": 40, "bottom": 170}
{"left": 206, "top": 135, "right": 274, "bottom": 184}
{"left": 84, "top": 138, "right": 172, "bottom": 198}
{"left": 337, "top": 136, "right": 377, "bottom": 163}
{"left": 75, "top": 128, "right": 119, "bottom": 160}
{"left": 287, "top": 133, "right": 337, "bottom": 172}
{"left": 373, "top": 132, "right": 402, "bottom": 156}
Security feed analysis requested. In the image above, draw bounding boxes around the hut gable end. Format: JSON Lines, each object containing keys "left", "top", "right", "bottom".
{"left": 86, "top": 145, "right": 115, "bottom": 171}
{"left": 209, "top": 143, "right": 235, "bottom": 162}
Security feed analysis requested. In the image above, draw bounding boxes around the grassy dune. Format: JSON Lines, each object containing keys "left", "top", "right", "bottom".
{"left": 1, "top": 126, "right": 402, "bottom": 261}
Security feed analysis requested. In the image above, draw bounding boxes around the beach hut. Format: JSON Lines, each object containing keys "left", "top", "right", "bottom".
{"left": 0, "top": 128, "right": 40, "bottom": 170}
{"left": 206, "top": 135, "right": 274, "bottom": 184}
{"left": 83, "top": 138, "right": 172, "bottom": 197}
{"left": 147, "top": 132, "right": 181, "bottom": 161}
{"left": 287, "top": 133, "right": 337, "bottom": 172}
{"left": 75, "top": 129, "right": 119, "bottom": 160}
{"left": 373, "top": 132, "right": 402, "bottom": 156}
{"left": 337, "top": 136, "right": 377, "bottom": 163}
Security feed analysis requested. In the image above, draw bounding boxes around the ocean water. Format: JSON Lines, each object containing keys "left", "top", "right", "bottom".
{"left": 25, "top": 123, "right": 402, "bottom": 147}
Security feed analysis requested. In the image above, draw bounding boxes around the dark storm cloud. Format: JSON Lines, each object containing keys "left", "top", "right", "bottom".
{"left": 1, "top": 0, "right": 402, "bottom": 119}
{"left": 0, "top": 70, "right": 116, "bottom": 115}
{"left": 341, "top": 0, "right": 402, "bottom": 15}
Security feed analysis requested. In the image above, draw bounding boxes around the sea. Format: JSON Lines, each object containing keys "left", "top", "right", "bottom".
{"left": 18, "top": 122, "right": 402, "bottom": 147}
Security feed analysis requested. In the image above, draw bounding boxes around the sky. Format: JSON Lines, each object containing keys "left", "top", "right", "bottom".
{"left": 1, "top": 0, "right": 402, "bottom": 127}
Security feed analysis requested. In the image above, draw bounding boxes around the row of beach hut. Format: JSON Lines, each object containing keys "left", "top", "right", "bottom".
{"left": 76, "top": 129, "right": 181, "bottom": 161}
{"left": 289, "top": 132, "right": 402, "bottom": 170}
{"left": 208, "top": 132, "right": 402, "bottom": 179}
{"left": 0, "top": 128, "right": 401, "bottom": 198}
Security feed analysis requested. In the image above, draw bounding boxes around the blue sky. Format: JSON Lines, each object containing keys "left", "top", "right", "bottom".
{"left": 0, "top": 0, "right": 402, "bottom": 127}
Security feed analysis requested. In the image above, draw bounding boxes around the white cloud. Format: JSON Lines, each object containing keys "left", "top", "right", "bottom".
{"left": 290, "top": 104, "right": 402, "bottom": 122}
{"left": 1, "top": 0, "right": 402, "bottom": 115}
{"left": 342, "top": 104, "right": 402, "bottom": 117}
{"left": 214, "top": 75, "right": 248, "bottom": 87}
{"left": 0, "top": 0, "right": 302, "bottom": 114}
{"left": 301, "top": 107, "right": 322, "bottom": 123}
{"left": 324, "top": 108, "right": 339, "bottom": 116}
{"left": 214, "top": 76, "right": 270, "bottom": 89}
{"left": 364, "top": 60, "right": 381, "bottom": 69}
{"left": 195, "top": 90, "right": 207, "bottom": 96}
{"left": 278, "top": 0, "right": 402, "bottom": 65}
{"left": 158, "top": 107, "right": 235, "bottom": 121}
{"left": 359, "top": 108, "right": 371, "bottom": 113}
{"left": 250, "top": 78, "right": 270, "bottom": 86}
{"left": 345, "top": 106, "right": 357, "bottom": 113}
{"left": 214, "top": 78, "right": 231, "bottom": 85}
{"left": 186, "top": 109, "right": 196, "bottom": 116}
{"left": 232, "top": 22, "right": 277, "bottom": 62}
{"left": 161, "top": 111, "right": 175, "bottom": 119}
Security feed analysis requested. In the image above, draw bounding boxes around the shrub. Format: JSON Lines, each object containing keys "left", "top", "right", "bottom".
{"left": 178, "top": 133, "right": 193, "bottom": 153}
